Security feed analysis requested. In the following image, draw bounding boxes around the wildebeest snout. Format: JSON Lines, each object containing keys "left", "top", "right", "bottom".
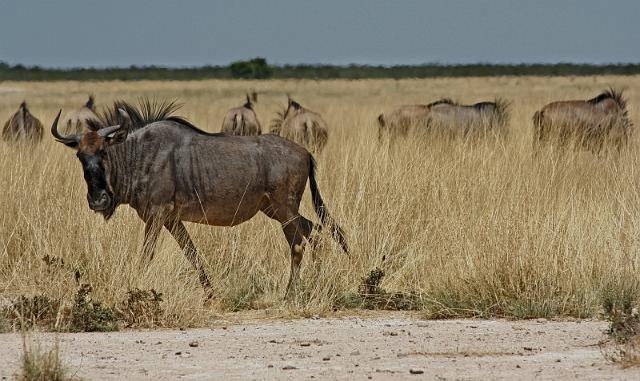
{"left": 88, "top": 190, "right": 109, "bottom": 211}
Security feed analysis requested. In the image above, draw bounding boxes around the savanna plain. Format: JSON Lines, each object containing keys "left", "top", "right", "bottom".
{"left": 2, "top": 76, "right": 640, "bottom": 380}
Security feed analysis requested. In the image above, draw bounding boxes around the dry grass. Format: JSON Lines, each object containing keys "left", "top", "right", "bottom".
{"left": 19, "top": 334, "right": 77, "bottom": 381}
{"left": 1, "top": 76, "right": 640, "bottom": 327}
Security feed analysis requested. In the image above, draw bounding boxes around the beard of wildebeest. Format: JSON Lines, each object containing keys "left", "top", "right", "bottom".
{"left": 77, "top": 150, "right": 116, "bottom": 220}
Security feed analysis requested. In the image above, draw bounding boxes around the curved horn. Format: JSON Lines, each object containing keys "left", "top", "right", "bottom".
{"left": 51, "top": 110, "right": 80, "bottom": 145}
{"left": 97, "top": 124, "right": 123, "bottom": 137}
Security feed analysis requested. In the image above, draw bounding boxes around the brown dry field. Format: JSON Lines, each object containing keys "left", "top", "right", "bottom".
{"left": 1, "top": 76, "right": 640, "bottom": 379}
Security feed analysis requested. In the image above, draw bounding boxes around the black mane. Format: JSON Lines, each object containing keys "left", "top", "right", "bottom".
{"left": 426, "top": 98, "right": 455, "bottom": 108}
{"left": 86, "top": 98, "right": 222, "bottom": 137}
{"left": 87, "top": 98, "right": 182, "bottom": 132}
{"left": 85, "top": 95, "right": 96, "bottom": 110}
{"left": 290, "top": 100, "right": 303, "bottom": 110}
{"left": 587, "top": 88, "right": 627, "bottom": 110}
{"left": 472, "top": 101, "right": 496, "bottom": 110}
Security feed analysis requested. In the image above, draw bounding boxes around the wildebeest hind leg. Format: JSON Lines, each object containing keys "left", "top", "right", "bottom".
{"left": 300, "top": 216, "right": 322, "bottom": 262}
{"left": 164, "top": 219, "right": 212, "bottom": 290}
{"left": 281, "top": 216, "right": 313, "bottom": 300}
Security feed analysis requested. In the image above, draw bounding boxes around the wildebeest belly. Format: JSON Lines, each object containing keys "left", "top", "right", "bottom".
{"left": 171, "top": 147, "right": 266, "bottom": 226}
{"left": 167, "top": 135, "right": 307, "bottom": 227}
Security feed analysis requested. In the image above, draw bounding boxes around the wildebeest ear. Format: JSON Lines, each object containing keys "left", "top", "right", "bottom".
{"left": 117, "top": 108, "right": 131, "bottom": 129}
{"left": 103, "top": 126, "right": 127, "bottom": 145}
{"left": 101, "top": 109, "right": 129, "bottom": 145}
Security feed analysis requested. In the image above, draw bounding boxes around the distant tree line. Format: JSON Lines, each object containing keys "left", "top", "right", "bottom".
{"left": 1, "top": 58, "right": 640, "bottom": 81}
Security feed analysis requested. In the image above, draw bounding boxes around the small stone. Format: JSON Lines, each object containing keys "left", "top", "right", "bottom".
{"left": 409, "top": 369, "right": 424, "bottom": 375}
{"left": 189, "top": 341, "right": 199, "bottom": 347}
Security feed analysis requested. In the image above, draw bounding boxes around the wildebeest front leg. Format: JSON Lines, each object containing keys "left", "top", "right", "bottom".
{"left": 164, "top": 220, "right": 212, "bottom": 289}
{"left": 142, "top": 219, "right": 162, "bottom": 266}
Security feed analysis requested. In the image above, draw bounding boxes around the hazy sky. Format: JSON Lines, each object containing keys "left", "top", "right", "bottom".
{"left": 1, "top": 0, "right": 638, "bottom": 68}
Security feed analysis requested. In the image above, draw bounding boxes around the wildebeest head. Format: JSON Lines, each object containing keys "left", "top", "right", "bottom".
{"left": 51, "top": 108, "right": 130, "bottom": 219}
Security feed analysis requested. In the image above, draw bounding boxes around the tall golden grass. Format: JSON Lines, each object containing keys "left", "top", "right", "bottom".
{"left": 1, "top": 76, "right": 640, "bottom": 326}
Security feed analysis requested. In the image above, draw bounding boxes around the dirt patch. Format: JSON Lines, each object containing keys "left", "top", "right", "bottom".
{"left": 0, "top": 314, "right": 638, "bottom": 380}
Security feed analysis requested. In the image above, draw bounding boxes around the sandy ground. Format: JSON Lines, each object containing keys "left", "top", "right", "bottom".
{"left": 0, "top": 314, "right": 638, "bottom": 381}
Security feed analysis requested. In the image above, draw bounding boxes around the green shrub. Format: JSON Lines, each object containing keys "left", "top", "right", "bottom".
{"left": 69, "top": 284, "right": 118, "bottom": 332}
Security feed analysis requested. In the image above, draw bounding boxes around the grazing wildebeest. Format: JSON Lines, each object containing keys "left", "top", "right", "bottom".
{"left": 61, "top": 95, "right": 100, "bottom": 134}
{"left": 270, "top": 97, "right": 329, "bottom": 153}
{"left": 221, "top": 93, "right": 262, "bottom": 136}
{"left": 533, "top": 89, "right": 631, "bottom": 153}
{"left": 2, "top": 101, "right": 43, "bottom": 143}
{"left": 378, "top": 98, "right": 510, "bottom": 141}
{"left": 51, "top": 100, "right": 348, "bottom": 297}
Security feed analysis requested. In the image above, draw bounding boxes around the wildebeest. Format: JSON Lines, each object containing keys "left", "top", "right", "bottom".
{"left": 61, "top": 95, "right": 101, "bottom": 134}
{"left": 221, "top": 93, "right": 262, "bottom": 136}
{"left": 533, "top": 89, "right": 631, "bottom": 153}
{"left": 270, "top": 97, "right": 329, "bottom": 153}
{"left": 2, "top": 101, "right": 44, "bottom": 143}
{"left": 51, "top": 99, "right": 348, "bottom": 297}
{"left": 377, "top": 98, "right": 510, "bottom": 140}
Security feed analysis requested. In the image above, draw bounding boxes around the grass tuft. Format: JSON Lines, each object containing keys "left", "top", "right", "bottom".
{"left": 19, "top": 335, "right": 78, "bottom": 381}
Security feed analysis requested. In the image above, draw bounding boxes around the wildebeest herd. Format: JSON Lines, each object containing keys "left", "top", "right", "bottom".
{"left": 0, "top": 88, "right": 633, "bottom": 296}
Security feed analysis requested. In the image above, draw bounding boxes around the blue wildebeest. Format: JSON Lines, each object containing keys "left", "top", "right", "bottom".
{"left": 2, "top": 101, "right": 43, "bottom": 143}
{"left": 221, "top": 93, "right": 262, "bottom": 136}
{"left": 270, "top": 97, "right": 329, "bottom": 154}
{"left": 61, "top": 95, "right": 101, "bottom": 134}
{"left": 533, "top": 89, "right": 631, "bottom": 153}
{"left": 377, "top": 98, "right": 510, "bottom": 141}
{"left": 51, "top": 100, "right": 349, "bottom": 297}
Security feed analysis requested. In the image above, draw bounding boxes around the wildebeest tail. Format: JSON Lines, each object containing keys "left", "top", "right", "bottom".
{"left": 493, "top": 97, "right": 511, "bottom": 129}
{"left": 234, "top": 113, "right": 245, "bottom": 134}
{"left": 308, "top": 156, "right": 349, "bottom": 254}
{"left": 532, "top": 110, "right": 544, "bottom": 140}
